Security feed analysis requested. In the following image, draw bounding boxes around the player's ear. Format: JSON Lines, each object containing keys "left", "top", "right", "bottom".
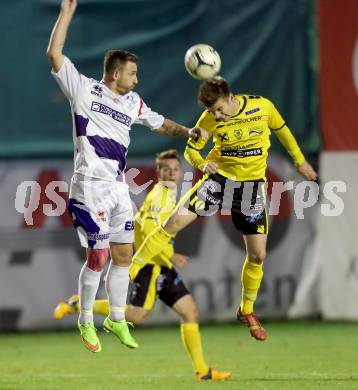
{"left": 112, "top": 69, "right": 120, "bottom": 81}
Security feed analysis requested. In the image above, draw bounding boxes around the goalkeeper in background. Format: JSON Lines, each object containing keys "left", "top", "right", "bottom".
{"left": 131, "top": 77, "right": 318, "bottom": 341}
{"left": 54, "top": 149, "right": 230, "bottom": 382}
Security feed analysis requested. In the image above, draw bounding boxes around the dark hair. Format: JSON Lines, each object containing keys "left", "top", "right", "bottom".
{"left": 198, "top": 76, "right": 232, "bottom": 108}
{"left": 155, "top": 149, "right": 181, "bottom": 168}
{"left": 104, "top": 50, "right": 138, "bottom": 74}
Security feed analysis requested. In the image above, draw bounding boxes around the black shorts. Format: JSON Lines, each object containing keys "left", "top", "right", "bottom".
{"left": 128, "top": 264, "right": 190, "bottom": 310}
{"left": 183, "top": 173, "right": 268, "bottom": 235}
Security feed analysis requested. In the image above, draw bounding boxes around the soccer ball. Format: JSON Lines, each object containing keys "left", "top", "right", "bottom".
{"left": 184, "top": 44, "right": 221, "bottom": 80}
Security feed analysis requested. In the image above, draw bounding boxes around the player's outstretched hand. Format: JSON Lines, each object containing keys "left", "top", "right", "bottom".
{"left": 203, "top": 162, "right": 218, "bottom": 175}
{"left": 188, "top": 127, "right": 208, "bottom": 141}
{"left": 297, "top": 161, "right": 318, "bottom": 181}
{"left": 61, "top": 0, "right": 77, "bottom": 14}
{"left": 171, "top": 253, "right": 189, "bottom": 268}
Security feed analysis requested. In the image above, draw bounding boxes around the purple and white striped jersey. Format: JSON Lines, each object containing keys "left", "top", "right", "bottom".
{"left": 52, "top": 56, "right": 164, "bottom": 181}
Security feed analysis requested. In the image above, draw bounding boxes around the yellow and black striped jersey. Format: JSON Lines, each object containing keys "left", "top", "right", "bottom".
{"left": 133, "top": 182, "right": 177, "bottom": 269}
{"left": 185, "top": 95, "right": 305, "bottom": 181}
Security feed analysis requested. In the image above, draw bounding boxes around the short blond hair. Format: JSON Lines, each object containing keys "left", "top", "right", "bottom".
{"left": 155, "top": 149, "right": 181, "bottom": 168}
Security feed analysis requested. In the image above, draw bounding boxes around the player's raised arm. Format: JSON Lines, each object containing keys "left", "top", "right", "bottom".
{"left": 269, "top": 101, "right": 318, "bottom": 181}
{"left": 184, "top": 136, "right": 216, "bottom": 174}
{"left": 47, "top": 0, "right": 77, "bottom": 72}
{"left": 274, "top": 127, "right": 318, "bottom": 181}
{"left": 155, "top": 118, "right": 207, "bottom": 141}
{"left": 184, "top": 110, "right": 213, "bottom": 173}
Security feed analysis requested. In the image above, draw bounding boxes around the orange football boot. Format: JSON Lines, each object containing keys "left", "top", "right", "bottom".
{"left": 196, "top": 368, "right": 231, "bottom": 381}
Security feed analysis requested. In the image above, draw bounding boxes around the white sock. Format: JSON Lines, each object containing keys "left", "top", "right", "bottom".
{"left": 78, "top": 263, "right": 102, "bottom": 325}
{"left": 105, "top": 262, "right": 130, "bottom": 322}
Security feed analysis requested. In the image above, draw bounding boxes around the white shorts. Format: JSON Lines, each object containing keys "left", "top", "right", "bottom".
{"left": 68, "top": 174, "right": 134, "bottom": 249}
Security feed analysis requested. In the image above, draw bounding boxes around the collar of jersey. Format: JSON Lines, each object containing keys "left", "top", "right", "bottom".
{"left": 231, "top": 95, "right": 247, "bottom": 118}
{"left": 99, "top": 80, "right": 128, "bottom": 100}
{"left": 157, "top": 181, "right": 177, "bottom": 190}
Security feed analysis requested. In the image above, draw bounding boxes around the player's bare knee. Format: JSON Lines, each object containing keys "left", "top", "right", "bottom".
{"left": 248, "top": 251, "right": 266, "bottom": 264}
{"left": 190, "top": 304, "right": 199, "bottom": 322}
{"left": 86, "top": 248, "right": 109, "bottom": 271}
{"left": 181, "top": 302, "right": 199, "bottom": 323}
{"left": 112, "top": 254, "right": 132, "bottom": 266}
{"left": 111, "top": 244, "right": 133, "bottom": 266}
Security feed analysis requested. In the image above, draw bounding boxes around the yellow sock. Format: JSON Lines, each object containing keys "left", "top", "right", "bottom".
{"left": 180, "top": 323, "right": 209, "bottom": 374}
{"left": 240, "top": 258, "right": 263, "bottom": 315}
{"left": 92, "top": 300, "right": 109, "bottom": 317}
{"left": 132, "top": 226, "right": 173, "bottom": 267}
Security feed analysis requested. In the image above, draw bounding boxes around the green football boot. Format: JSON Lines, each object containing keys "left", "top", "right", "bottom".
{"left": 103, "top": 317, "right": 138, "bottom": 349}
{"left": 78, "top": 320, "right": 102, "bottom": 353}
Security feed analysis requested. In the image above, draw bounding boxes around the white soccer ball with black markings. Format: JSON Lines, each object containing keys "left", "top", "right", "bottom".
{"left": 184, "top": 44, "right": 221, "bottom": 80}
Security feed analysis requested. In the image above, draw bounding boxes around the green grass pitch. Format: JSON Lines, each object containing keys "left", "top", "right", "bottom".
{"left": 0, "top": 321, "right": 357, "bottom": 390}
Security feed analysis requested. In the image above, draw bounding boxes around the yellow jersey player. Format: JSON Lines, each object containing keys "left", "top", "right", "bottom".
{"left": 131, "top": 77, "right": 318, "bottom": 341}
{"left": 54, "top": 149, "right": 230, "bottom": 382}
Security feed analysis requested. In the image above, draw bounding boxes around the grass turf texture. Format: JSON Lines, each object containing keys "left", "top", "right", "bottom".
{"left": 0, "top": 321, "right": 357, "bottom": 390}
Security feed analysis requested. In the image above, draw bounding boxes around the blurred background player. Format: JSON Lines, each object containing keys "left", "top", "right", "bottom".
{"left": 54, "top": 149, "right": 230, "bottom": 381}
{"left": 47, "top": 0, "right": 204, "bottom": 353}
{"left": 131, "top": 77, "right": 318, "bottom": 341}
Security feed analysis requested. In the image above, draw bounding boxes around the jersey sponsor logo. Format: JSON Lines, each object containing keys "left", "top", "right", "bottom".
{"left": 245, "top": 107, "right": 260, "bottom": 115}
{"left": 218, "top": 133, "right": 229, "bottom": 141}
{"left": 87, "top": 232, "right": 110, "bottom": 241}
{"left": 248, "top": 127, "right": 263, "bottom": 136}
{"left": 91, "top": 102, "right": 132, "bottom": 126}
{"left": 91, "top": 85, "right": 103, "bottom": 98}
{"left": 227, "top": 115, "right": 263, "bottom": 126}
{"left": 223, "top": 143, "right": 255, "bottom": 150}
{"left": 221, "top": 148, "right": 263, "bottom": 158}
{"left": 234, "top": 129, "right": 243, "bottom": 139}
{"left": 125, "top": 221, "right": 135, "bottom": 231}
